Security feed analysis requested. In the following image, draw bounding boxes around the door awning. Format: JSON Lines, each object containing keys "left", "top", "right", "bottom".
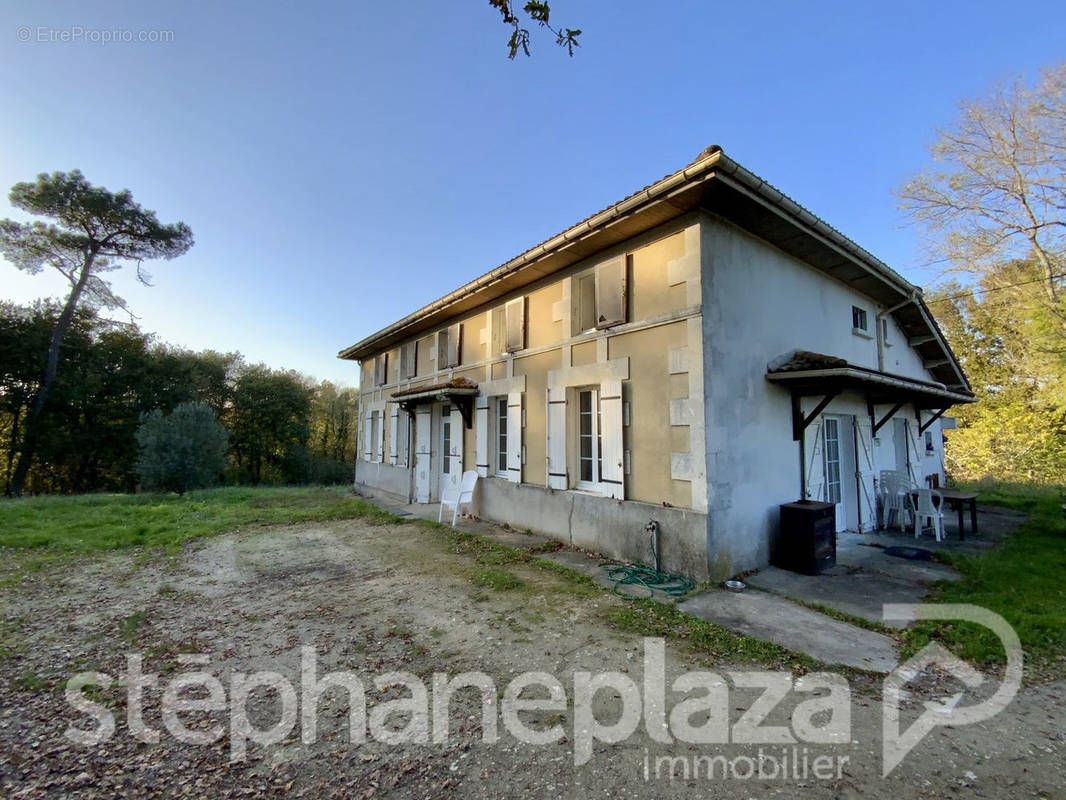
{"left": 388, "top": 378, "right": 479, "bottom": 428}
{"left": 766, "top": 351, "right": 975, "bottom": 441}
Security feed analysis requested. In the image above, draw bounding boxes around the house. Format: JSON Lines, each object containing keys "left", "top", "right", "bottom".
{"left": 338, "top": 145, "right": 973, "bottom": 581}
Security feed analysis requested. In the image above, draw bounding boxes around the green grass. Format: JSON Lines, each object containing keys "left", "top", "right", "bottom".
{"left": 604, "top": 599, "right": 821, "bottom": 671}
{"left": 902, "top": 481, "right": 1066, "bottom": 677}
{"left": 0, "top": 486, "right": 396, "bottom": 556}
{"left": 471, "top": 568, "right": 524, "bottom": 591}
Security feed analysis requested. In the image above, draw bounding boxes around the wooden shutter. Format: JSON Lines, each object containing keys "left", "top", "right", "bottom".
{"left": 362, "top": 411, "right": 373, "bottom": 462}
{"left": 447, "top": 323, "right": 462, "bottom": 367}
{"left": 400, "top": 341, "right": 417, "bottom": 379}
{"left": 413, "top": 409, "right": 432, "bottom": 502}
{"left": 436, "top": 331, "right": 449, "bottom": 371}
{"left": 599, "top": 379, "right": 624, "bottom": 499}
{"left": 474, "top": 396, "right": 489, "bottom": 478}
{"left": 506, "top": 391, "right": 523, "bottom": 483}
{"left": 388, "top": 406, "right": 399, "bottom": 465}
{"left": 375, "top": 354, "right": 388, "bottom": 386}
{"left": 375, "top": 411, "right": 385, "bottom": 462}
{"left": 504, "top": 298, "right": 525, "bottom": 352}
{"left": 546, "top": 385, "right": 567, "bottom": 489}
{"left": 594, "top": 256, "right": 627, "bottom": 329}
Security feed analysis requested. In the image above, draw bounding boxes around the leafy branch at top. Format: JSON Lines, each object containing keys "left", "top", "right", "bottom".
{"left": 488, "top": 1, "right": 581, "bottom": 58}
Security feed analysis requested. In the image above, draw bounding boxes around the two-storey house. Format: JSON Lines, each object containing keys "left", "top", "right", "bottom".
{"left": 339, "top": 145, "right": 973, "bottom": 580}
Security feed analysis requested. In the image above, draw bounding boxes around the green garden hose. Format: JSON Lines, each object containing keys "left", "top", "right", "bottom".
{"left": 602, "top": 562, "right": 694, "bottom": 599}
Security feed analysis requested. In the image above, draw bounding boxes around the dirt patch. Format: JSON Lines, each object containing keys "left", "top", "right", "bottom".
{"left": 1, "top": 518, "right": 1064, "bottom": 798}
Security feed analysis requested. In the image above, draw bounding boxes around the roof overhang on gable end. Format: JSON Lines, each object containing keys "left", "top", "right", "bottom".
{"left": 338, "top": 147, "right": 970, "bottom": 393}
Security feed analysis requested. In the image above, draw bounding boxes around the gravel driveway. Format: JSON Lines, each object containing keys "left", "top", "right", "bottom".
{"left": 1, "top": 517, "right": 1063, "bottom": 798}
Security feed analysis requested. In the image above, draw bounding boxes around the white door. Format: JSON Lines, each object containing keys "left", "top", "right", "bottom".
{"left": 413, "top": 408, "right": 432, "bottom": 503}
{"left": 893, "top": 418, "right": 909, "bottom": 479}
{"left": 439, "top": 403, "right": 462, "bottom": 500}
{"left": 823, "top": 415, "right": 859, "bottom": 532}
{"left": 823, "top": 417, "right": 845, "bottom": 531}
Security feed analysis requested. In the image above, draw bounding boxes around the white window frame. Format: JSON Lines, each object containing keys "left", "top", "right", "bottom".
{"left": 574, "top": 272, "right": 598, "bottom": 334}
{"left": 880, "top": 317, "right": 892, "bottom": 347}
{"left": 493, "top": 396, "right": 508, "bottom": 477}
{"left": 575, "top": 387, "right": 604, "bottom": 493}
{"left": 441, "top": 413, "right": 452, "bottom": 475}
{"left": 852, "top": 305, "right": 871, "bottom": 338}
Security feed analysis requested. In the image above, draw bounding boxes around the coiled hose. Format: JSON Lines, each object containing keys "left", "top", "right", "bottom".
{"left": 602, "top": 562, "right": 694, "bottom": 599}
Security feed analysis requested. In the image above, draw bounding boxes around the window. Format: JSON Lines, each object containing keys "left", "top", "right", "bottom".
{"left": 441, "top": 415, "right": 451, "bottom": 474}
{"left": 370, "top": 411, "right": 381, "bottom": 462}
{"left": 577, "top": 389, "right": 603, "bottom": 488}
{"left": 574, "top": 256, "right": 628, "bottom": 334}
{"left": 399, "top": 341, "right": 417, "bottom": 379}
{"left": 594, "top": 256, "right": 627, "bottom": 329}
{"left": 504, "top": 298, "right": 525, "bottom": 352}
{"left": 495, "top": 397, "right": 508, "bottom": 476}
{"left": 852, "top": 306, "right": 868, "bottom": 333}
{"left": 576, "top": 272, "right": 597, "bottom": 333}
{"left": 374, "top": 353, "right": 388, "bottom": 386}
{"left": 880, "top": 317, "right": 891, "bottom": 346}
{"left": 924, "top": 430, "right": 935, "bottom": 453}
{"left": 437, "top": 323, "right": 462, "bottom": 370}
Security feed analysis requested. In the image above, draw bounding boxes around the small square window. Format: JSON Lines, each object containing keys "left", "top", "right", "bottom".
{"left": 852, "top": 306, "right": 868, "bottom": 332}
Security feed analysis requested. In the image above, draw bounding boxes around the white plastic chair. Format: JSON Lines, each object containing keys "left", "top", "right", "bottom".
{"left": 913, "top": 489, "right": 944, "bottom": 542}
{"left": 439, "top": 470, "right": 479, "bottom": 527}
{"left": 879, "top": 471, "right": 912, "bottom": 531}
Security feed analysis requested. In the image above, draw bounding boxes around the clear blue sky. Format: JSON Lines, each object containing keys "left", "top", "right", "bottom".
{"left": 1, "top": 1, "right": 1063, "bottom": 386}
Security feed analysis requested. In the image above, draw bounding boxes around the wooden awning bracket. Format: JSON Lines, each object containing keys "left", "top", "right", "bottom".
{"left": 397, "top": 393, "right": 475, "bottom": 429}
{"left": 918, "top": 407, "right": 949, "bottom": 435}
{"left": 867, "top": 399, "right": 905, "bottom": 436}
{"left": 792, "top": 390, "right": 839, "bottom": 441}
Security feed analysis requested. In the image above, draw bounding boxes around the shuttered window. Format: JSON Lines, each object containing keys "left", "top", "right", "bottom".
{"left": 437, "top": 323, "right": 462, "bottom": 370}
{"left": 504, "top": 298, "right": 525, "bottom": 352}
{"left": 594, "top": 256, "right": 627, "bottom": 329}
{"left": 399, "top": 341, "right": 417, "bottom": 379}
{"left": 495, "top": 397, "right": 508, "bottom": 475}
{"left": 447, "top": 323, "right": 461, "bottom": 367}
{"left": 576, "top": 273, "right": 597, "bottom": 333}
{"left": 441, "top": 416, "right": 451, "bottom": 475}
{"left": 436, "top": 330, "right": 449, "bottom": 371}
{"left": 374, "top": 353, "right": 388, "bottom": 386}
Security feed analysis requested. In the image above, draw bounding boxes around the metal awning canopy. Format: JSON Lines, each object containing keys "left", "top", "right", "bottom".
{"left": 767, "top": 365, "right": 975, "bottom": 442}
{"left": 388, "top": 382, "right": 479, "bottom": 429}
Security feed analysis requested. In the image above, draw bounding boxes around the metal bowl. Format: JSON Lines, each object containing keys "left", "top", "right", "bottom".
{"left": 723, "top": 580, "right": 746, "bottom": 593}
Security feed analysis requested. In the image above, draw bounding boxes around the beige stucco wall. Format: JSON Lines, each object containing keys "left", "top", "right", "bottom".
{"left": 355, "top": 216, "right": 706, "bottom": 511}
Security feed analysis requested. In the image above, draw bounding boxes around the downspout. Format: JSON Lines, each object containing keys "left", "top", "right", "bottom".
{"left": 876, "top": 291, "right": 921, "bottom": 372}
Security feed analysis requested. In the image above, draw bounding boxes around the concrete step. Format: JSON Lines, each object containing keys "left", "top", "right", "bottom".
{"left": 677, "top": 588, "right": 899, "bottom": 674}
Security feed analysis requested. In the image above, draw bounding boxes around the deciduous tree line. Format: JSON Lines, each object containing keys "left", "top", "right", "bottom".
{"left": 0, "top": 302, "right": 358, "bottom": 494}
{"left": 901, "top": 62, "right": 1066, "bottom": 484}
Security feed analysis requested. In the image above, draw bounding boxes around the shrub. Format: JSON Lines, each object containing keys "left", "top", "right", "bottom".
{"left": 135, "top": 402, "right": 229, "bottom": 494}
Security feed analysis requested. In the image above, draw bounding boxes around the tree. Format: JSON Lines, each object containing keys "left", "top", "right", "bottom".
{"left": 228, "top": 366, "right": 312, "bottom": 484}
{"left": 488, "top": 1, "right": 581, "bottom": 58}
{"left": 928, "top": 261, "right": 1066, "bottom": 484}
{"left": 898, "top": 62, "right": 1066, "bottom": 306}
{"left": 135, "top": 402, "right": 229, "bottom": 495}
{"left": 0, "top": 171, "right": 193, "bottom": 496}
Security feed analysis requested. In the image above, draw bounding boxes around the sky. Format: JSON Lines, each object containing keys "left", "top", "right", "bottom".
{"left": 1, "top": 1, "right": 1064, "bottom": 386}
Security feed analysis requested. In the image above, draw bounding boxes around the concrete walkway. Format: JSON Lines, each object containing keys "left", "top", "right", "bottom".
{"left": 371, "top": 498, "right": 1022, "bottom": 674}
{"left": 677, "top": 589, "right": 899, "bottom": 673}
